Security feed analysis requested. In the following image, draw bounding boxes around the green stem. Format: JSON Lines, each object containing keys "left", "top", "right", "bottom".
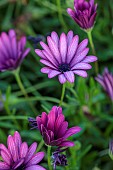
{"left": 56, "top": 0, "right": 67, "bottom": 32}
{"left": 47, "top": 146, "right": 52, "bottom": 170}
{"left": 36, "top": 139, "right": 44, "bottom": 152}
{"left": 87, "top": 30, "right": 98, "bottom": 74}
{"left": 59, "top": 83, "right": 66, "bottom": 106}
{"left": 13, "top": 69, "right": 37, "bottom": 115}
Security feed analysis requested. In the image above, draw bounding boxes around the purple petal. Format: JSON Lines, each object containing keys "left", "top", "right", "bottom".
{"left": 58, "top": 141, "right": 75, "bottom": 147}
{"left": 55, "top": 114, "right": 65, "bottom": 136}
{"left": 48, "top": 70, "right": 60, "bottom": 78}
{"left": 13, "top": 131, "right": 22, "bottom": 151}
{"left": 67, "top": 30, "right": 74, "bottom": 46}
{"left": 76, "top": 39, "right": 88, "bottom": 55}
{"left": 35, "top": 49, "right": 46, "bottom": 59}
{"left": 21, "top": 48, "right": 30, "bottom": 59}
{"left": 60, "top": 33, "right": 67, "bottom": 63}
{"left": 41, "top": 67, "right": 52, "bottom": 74}
{"left": 64, "top": 71, "right": 75, "bottom": 83}
{"left": 24, "top": 142, "right": 37, "bottom": 164}
{"left": 57, "top": 121, "right": 68, "bottom": 138}
{"left": 72, "top": 63, "right": 92, "bottom": 70}
{"left": 27, "top": 152, "right": 45, "bottom": 166}
{"left": 7, "top": 135, "right": 18, "bottom": 162}
{"left": 25, "top": 165, "right": 46, "bottom": 170}
{"left": 12, "top": 158, "right": 24, "bottom": 169}
{"left": 47, "top": 36, "right": 61, "bottom": 64}
{"left": 0, "top": 162, "right": 10, "bottom": 169}
{"left": 71, "top": 48, "right": 89, "bottom": 66}
{"left": 1, "top": 150, "right": 11, "bottom": 165}
{"left": 41, "top": 112, "right": 48, "bottom": 127}
{"left": 40, "top": 59, "right": 57, "bottom": 70}
{"left": 67, "top": 8, "right": 76, "bottom": 21}
{"left": 42, "top": 50, "right": 58, "bottom": 66}
{"left": 82, "top": 55, "right": 97, "bottom": 63}
{"left": 73, "top": 70, "right": 87, "bottom": 77}
{"left": 20, "top": 142, "right": 28, "bottom": 158}
{"left": 67, "top": 35, "right": 79, "bottom": 63}
{"left": 51, "top": 31, "right": 59, "bottom": 47}
{"left": 63, "top": 126, "right": 81, "bottom": 139}
{"left": 58, "top": 74, "right": 67, "bottom": 84}
{"left": 0, "top": 144, "right": 11, "bottom": 158}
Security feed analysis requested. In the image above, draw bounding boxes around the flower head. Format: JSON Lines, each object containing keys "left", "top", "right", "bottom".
{"left": 0, "top": 29, "right": 30, "bottom": 72}
{"left": 0, "top": 131, "right": 45, "bottom": 170}
{"left": 67, "top": 0, "right": 97, "bottom": 30}
{"left": 52, "top": 148, "right": 68, "bottom": 170}
{"left": 35, "top": 31, "right": 97, "bottom": 84}
{"left": 95, "top": 68, "right": 113, "bottom": 101}
{"left": 29, "top": 106, "right": 81, "bottom": 147}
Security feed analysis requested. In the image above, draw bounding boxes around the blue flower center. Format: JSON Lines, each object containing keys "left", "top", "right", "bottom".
{"left": 58, "top": 63, "right": 70, "bottom": 73}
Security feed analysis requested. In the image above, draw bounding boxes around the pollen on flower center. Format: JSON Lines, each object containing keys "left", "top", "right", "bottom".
{"left": 58, "top": 63, "right": 70, "bottom": 73}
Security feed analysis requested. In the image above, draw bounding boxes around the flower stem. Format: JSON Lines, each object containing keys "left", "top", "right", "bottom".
{"left": 47, "top": 146, "right": 52, "bottom": 170}
{"left": 13, "top": 69, "right": 37, "bottom": 115}
{"left": 56, "top": 0, "right": 68, "bottom": 32}
{"left": 59, "top": 83, "right": 66, "bottom": 106}
{"left": 87, "top": 30, "right": 99, "bottom": 74}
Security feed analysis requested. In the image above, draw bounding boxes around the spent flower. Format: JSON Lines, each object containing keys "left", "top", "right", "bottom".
{"left": 29, "top": 106, "right": 81, "bottom": 147}
{"left": 35, "top": 30, "right": 97, "bottom": 84}
{"left": 0, "top": 29, "right": 30, "bottom": 72}
{"left": 95, "top": 68, "right": 113, "bottom": 101}
{"left": 67, "top": 0, "right": 97, "bottom": 30}
{"left": 0, "top": 131, "right": 45, "bottom": 170}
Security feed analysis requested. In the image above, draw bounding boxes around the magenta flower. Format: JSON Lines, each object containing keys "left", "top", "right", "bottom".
{"left": 29, "top": 106, "right": 81, "bottom": 147}
{"left": 67, "top": 0, "right": 97, "bottom": 30}
{"left": 0, "top": 131, "right": 45, "bottom": 170}
{"left": 0, "top": 29, "right": 30, "bottom": 72}
{"left": 95, "top": 68, "right": 113, "bottom": 101}
{"left": 35, "top": 31, "right": 97, "bottom": 84}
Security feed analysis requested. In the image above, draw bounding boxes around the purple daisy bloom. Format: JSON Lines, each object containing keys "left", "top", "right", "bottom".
{"left": 35, "top": 31, "right": 97, "bottom": 84}
{"left": 0, "top": 29, "right": 30, "bottom": 72}
{"left": 95, "top": 68, "right": 113, "bottom": 101}
{"left": 0, "top": 131, "right": 46, "bottom": 170}
{"left": 29, "top": 106, "right": 81, "bottom": 147}
{"left": 67, "top": 0, "right": 97, "bottom": 30}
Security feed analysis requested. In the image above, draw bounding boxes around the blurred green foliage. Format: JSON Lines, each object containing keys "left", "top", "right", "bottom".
{"left": 0, "top": 0, "right": 113, "bottom": 170}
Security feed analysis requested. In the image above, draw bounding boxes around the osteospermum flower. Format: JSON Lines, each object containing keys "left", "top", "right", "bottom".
{"left": 29, "top": 106, "right": 81, "bottom": 147}
{"left": 35, "top": 31, "right": 97, "bottom": 84}
{"left": 0, "top": 131, "right": 45, "bottom": 170}
{"left": 67, "top": 0, "right": 97, "bottom": 30}
{"left": 0, "top": 29, "right": 30, "bottom": 72}
{"left": 95, "top": 68, "right": 113, "bottom": 101}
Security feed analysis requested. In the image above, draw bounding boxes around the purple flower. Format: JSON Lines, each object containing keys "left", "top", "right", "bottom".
{"left": 0, "top": 29, "right": 30, "bottom": 72}
{"left": 0, "top": 131, "right": 46, "bottom": 170}
{"left": 67, "top": 0, "right": 97, "bottom": 30}
{"left": 35, "top": 31, "right": 97, "bottom": 84}
{"left": 30, "top": 106, "right": 81, "bottom": 147}
{"left": 95, "top": 68, "right": 113, "bottom": 101}
{"left": 52, "top": 148, "right": 68, "bottom": 170}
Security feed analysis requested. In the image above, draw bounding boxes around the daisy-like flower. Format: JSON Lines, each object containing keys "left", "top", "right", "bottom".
{"left": 35, "top": 31, "right": 97, "bottom": 84}
{"left": 0, "top": 131, "right": 45, "bottom": 170}
{"left": 29, "top": 106, "right": 81, "bottom": 147}
{"left": 95, "top": 68, "right": 113, "bottom": 101}
{"left": 0, "top": 29, "right": 30, "bottom": 72}
{"left": 67, "top": 0, "right": 97, "bottom": 30}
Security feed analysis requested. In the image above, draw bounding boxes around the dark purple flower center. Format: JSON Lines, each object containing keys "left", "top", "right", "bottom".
{"left": 58, "top": 63, "right": 70, "bottom": 73}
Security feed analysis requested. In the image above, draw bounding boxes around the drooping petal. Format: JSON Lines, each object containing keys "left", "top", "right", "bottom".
{"left": 64, "top": 71, "right": 75, "bottom": 83}
{"left": 58, "top": 74, "right": 67, "bottom": 84}
{"left": 48, "top": 70, "right": 60, "bottom": 78}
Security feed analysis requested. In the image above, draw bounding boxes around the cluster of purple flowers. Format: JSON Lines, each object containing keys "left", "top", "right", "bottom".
{"left": 0, "top": 0, "right": 113, "bottom": 169}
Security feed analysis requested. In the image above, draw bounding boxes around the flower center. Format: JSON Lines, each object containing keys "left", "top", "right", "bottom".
{"left": 58, "top": 63, "right": 70, "bottom": 73}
